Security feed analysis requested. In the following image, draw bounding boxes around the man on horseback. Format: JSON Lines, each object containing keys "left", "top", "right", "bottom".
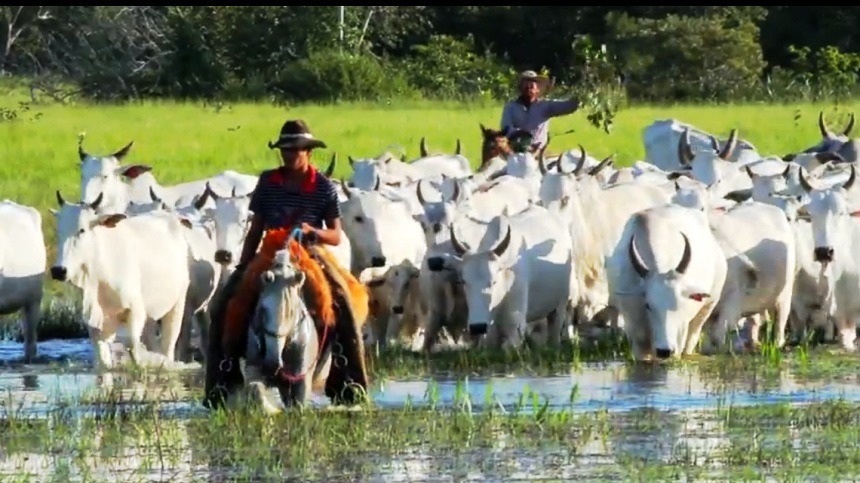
{"left": 203, "top": 119, "right": 369, "bottom": 410}
{"left": 500, "top": 70, "right": 581, "bottom": 153}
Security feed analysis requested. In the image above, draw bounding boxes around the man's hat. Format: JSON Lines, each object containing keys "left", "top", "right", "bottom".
{"left": 267, "top": 119, "right": 327, "bottom": 150}
{"left": 517, "top": 70, "right": 552, "bottom": 91}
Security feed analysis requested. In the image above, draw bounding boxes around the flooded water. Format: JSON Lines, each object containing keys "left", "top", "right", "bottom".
{"left": 2, "top": 338, "right": 860, "bottom": 481}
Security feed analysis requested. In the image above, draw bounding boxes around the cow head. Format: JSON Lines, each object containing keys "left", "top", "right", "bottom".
{"left": 627, "top": 229, "right": 711, "bottom": 359}
{"left": 348, "top": 153, "right": 413, "bottom": 190}
{"left": 251, "top": 249, "right": 307, "bottom": 372}
{"left": 50, "top": 190, "right": 127, "bottom": 284}
{"left": 798, "top": 164, "right": 860, "bottom": 264}
{"left": 414, "top": 178, "right": 461, "bottom": 247}
{"left": 340, "top": 180, "right": 413, "bottom": 272}
{"left": 385, "top": 260, "right": 421, "bottom": 317}
{"left": 203, "top": 182, "right": 254, "bottom": 266}
{"left": 677, "top": 127, "right": 742, "bottom": 190}
{"left": 449, "top": 213, "right": 519, "bottom": 336}
{"left": 78, "top": 141, "right": 151, "bottom": 214}
{"left": 795, "top": 111, "right": 860, "bottom": 163}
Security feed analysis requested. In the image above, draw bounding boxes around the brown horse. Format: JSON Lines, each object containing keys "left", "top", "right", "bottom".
{"left": 479, "top": 124, "right": 551, "bottom": 172}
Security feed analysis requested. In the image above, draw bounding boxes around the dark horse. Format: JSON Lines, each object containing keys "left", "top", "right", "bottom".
{"left": 479, "top": 124, "right": 551, "bottom": 172}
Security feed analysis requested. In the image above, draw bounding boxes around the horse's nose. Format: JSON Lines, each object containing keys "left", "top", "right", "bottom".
{"left": 371, "top": 256, "right": 387, "bottom": 267}
{"left": 214, "top": 250, "right": 232, "bottom": 264}
{"left": 50, "top": 266, "right": 67, "bottom": 281}
{"left": 814, "top": 247, "right": 834, "bottom": 263}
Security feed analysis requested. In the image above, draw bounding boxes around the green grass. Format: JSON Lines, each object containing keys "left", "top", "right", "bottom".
{"left": 2, "top": 82, "right": 859, "bottom": 298}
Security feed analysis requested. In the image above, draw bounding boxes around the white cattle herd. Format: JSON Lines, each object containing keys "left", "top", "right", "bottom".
{"left": 3, "top": 112, "right": 860, "bottom": 369}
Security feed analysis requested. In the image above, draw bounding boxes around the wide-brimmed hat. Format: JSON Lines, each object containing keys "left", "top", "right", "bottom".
{"left": 517, "top": 70, "right": 552, "bottom": 91}
{"left": 267, "top": 119, "right": 327, "bottom": 150}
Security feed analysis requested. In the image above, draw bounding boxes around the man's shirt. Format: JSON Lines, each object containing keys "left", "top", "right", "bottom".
{"left": 248, "top": 166, "right": 341, "bottom": 231}
{"left": 500, "top": 98, "right": 579, "bottom": 150}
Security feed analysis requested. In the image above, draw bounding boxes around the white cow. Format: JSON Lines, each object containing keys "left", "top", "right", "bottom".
{"left": 796, "top": 165, "right": 860, "bottom": 350}
{"left": 793, "top": 111, "right": 860, "bottom": 163}
{"left": 607, "top": 204, "right": 728, "bottom": 361}
{"left": 50, "top": 191, "right": 193, "bottom": 370}
{"left": 381, "top": 259, "right": 427, "bottom": 350}
{"left": 643, "top": 119, "right": 759, "bottom": 171}
{"left": 339, "top": 182, "right": 426, "bottom": 274}
{"left": 78, "top": 141, "right": 258, "bottom": 214}
{"left": 704, "top": 201, "right": 797, "bottom": 352}
{"left": 0, "top": 200, "right": 46, "bottom": 362}
{"left": 348, "top": 141, "right": 471, "bottom": 191}
{"left": 674, "top": 128, "right": 756, "bottom": 202}
{"left": 124, "top": 191, "right": 221, "bottom": 362}
{"left": 448, "top": 205, "right": 576, "bottom": 349}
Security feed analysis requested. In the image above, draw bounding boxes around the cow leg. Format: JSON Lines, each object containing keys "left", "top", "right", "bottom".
{"left": 22, "top": 298, "right": 40, "bottom": 363}
{"left": 89, "top": 316, "right": 120, "bottom": 373}
{"left": 159, "top": 297, "right": 187, "bottom": 364}
{"left": 684, "top": 301, "right": 719, "bottom": 356}
{"left": 501, "top": 310, "right": 527, "bottom": 351}
{"left": 838, "top": 316, "right": 858, "bottom": 351}
{"left": 546, "top": 303, "right": 568, "bottom": 348}
{"left": 384, "top": 313, "right": 402, "bottom": 347}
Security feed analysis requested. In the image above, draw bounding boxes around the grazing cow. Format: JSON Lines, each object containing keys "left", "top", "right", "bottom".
{"left": 607, "top": 204, "right": 728, "bottom": 361}
{"left": 704, "top": 201, "right": 797, "bottom": 352}
{"left": 796, "top": 165, "right": 860, "bottom": 350}
{"left": 449, "top": 205, "right": 576, "bottom": 349}
{"left": 339, "top": 181, "right": 427, "bottom": 274}
{"left": 0, "top": 200, "right": 46, "bottom": 362}
{"left": 50, "top": 191, "right": 193, "bottom": 371}
{"left": 643, "top": 119, "right": 759, "bottom": 171}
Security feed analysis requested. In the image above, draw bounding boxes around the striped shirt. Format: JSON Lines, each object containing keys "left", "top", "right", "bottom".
{"left": 248, "top": 166, "right": 341, "bottom": 231}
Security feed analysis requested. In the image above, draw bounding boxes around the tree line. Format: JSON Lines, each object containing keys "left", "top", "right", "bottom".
{"left": 3, "top": 6, "right": 860, "bottom": 105}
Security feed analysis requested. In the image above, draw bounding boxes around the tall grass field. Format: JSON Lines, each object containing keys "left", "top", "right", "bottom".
{"left": 1, "top": 86, "right": 859, "bottom": 297}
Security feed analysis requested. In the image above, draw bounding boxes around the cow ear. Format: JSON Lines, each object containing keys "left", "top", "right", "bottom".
{"left": 93, "top": 213, "right": 127, "bottom": 228}
{"left": 119, "top": 164, "right": 153, "bottom": 179}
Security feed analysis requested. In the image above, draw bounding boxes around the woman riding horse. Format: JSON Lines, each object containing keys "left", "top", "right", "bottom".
{"left": 203, "top": 119, "right": 370, "bottom": 410}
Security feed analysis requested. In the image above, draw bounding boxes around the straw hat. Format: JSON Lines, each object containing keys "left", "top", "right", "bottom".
{"left": 517, "top": 70, "right": 552, "bottom": 92}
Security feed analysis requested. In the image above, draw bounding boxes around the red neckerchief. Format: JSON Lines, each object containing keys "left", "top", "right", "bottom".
{"left": 266, "top": 165, "right": 319, "bottom": 194}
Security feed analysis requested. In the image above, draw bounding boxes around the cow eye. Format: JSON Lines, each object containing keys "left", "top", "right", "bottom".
{"left": 77, "top": 229, "right": 85, "bottom": 235}
{"left": 433, "top": 223, "right": 441, "bottom": 233}
{"left": 354, "top": 216, "right": 364, "bottom": 223}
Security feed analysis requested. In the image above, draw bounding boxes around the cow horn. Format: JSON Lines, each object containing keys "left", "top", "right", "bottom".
{"left": 844, "top": 164, "right": 856, "bottom": 191}
{"left": 340, "top": 178, "right": 353, "bottom": 199}
{"left": 89, "top": 192, "right": 104, "bottom": 211}
{"left": 420, "top": 137, "right": 428, "bottom": 158}
{"left": 112, "top": 141, "right": 133, "bottom": 160}
{"left": 373, "top": 174, "right": 381, "bottom": 191}
{"left": 492, "top": 221, "right": 512, "bottom": 258}
{"left": 819, "top": 111, "right": 834, "bottom": 139}
{"left": 194, "top": 185, "right": 211, "bottom": 210}
{"left": 719, "top": 129, "right": 738, "bottom": 160}
{"left": 56, "top": 190, "right": 65, "bottom": 207}
{"left": 400, "top": 153, "right": 407, "bottom": 162}
{"left": 573, "top": 144, "right": 587, "bottom": 175}
{"left": 449, "top": 224, "right": 468, "bottom": 256}
{"left": 416, "top": 179, "right": 426, "bottom": 205}
{"left": 589, "top": 155, "right": 614, "bottom": 176}
{"left": 205, "top": 181, "right": 221, "bottom": 200}
{"left": 798, "top": 167, "right": 814, "bottom": 193}
{"left": 348, "top": 155, "right": 355, "bottom": 168}
{"left": 628, "top": 234, "right": 649, "bottom": 278}
{"left": 149, "top": 186, "right": 160, "bottom": 202}
{"left": 675, "top": 232, "right": 692, "bottom": 274}
{"left": 782, "top": 165, "right": 791, "bottom": 178}
{"left": 710, "top": 135, "right": 720, "bottom": 152}
{"left": 78, "top": 144, "right": 88, "bottom": 162}
{"left": 325, "top": 153, "right": 337, "bottom": 177}
{"left": 537, "top": 151, "right": 548, "bottom": 175}
{"left": 745, "top": 166, "right": 754, "bottom": 178}
{"left": 455, "top": 139, "right": 461, "bottom": 155}
{"left": 678, "top": 128, "right": 694, "bottom": 166}
{"left": 845, "top": 113, "right": 856, "bottom": 137}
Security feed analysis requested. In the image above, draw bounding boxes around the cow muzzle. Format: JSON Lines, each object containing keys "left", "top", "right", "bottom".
{"left": 427, "top": 257, "right": 445, "bottom": 272}
{"left": 814, "top": 247, "right": 834, "bottom": 263}
{"left": 370, "top": 256, "right": 387, "bottom": 268}
{"left": 392, "top": 306, "right": 404, "bottom": 315}
{"left": 50, "top": 266, "right": 67, "bottom": 282}
{"left": 655, "top": 348, "right": 673, "bottom": 360}
{"left": 469, "top": 322, "right": 488, "bottom": 336}
{"left": 214, "top": 250, "right": 232, "bottom": 264}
